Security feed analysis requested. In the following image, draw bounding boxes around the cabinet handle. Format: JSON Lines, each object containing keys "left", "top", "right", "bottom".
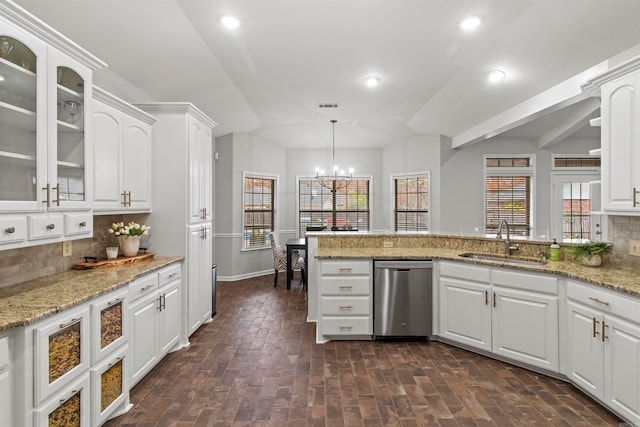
{"left": 602, "top": 321, "right": 608, "bottom": 342}
{"left": 157, "top": 295, "right": 163, "bottom": 311}
{"left": 338, "top": 268, "right": 353, "bottom": 272}
{"left": 108, "top": 356, "right": 123, "bottom": 368}
{"left": 54, "top": 184, "right": 60, "bottom": 206}
{"left": 59, "top": 318, "right": 81, "bottom": 329}
{"left": 338, "top": 286, "right": 353, "bottom": 290}
{"left": 201, "top": 207, "right": 207, "bottom": 220}
{"left": 161, "top": 294, "right": 166, "bottom": 310}
{"left": 43, "top": 183, "right": 51, "bottom": 207}
{"left": 121, "top": 192, "right": 127, "bottom": 206}
{"left": 339, "top": 326, "right": 353, "bottom": 331}
{"left": 140, "top": 284, "right": 155, "bottom": 292}
{"left": 127, "top": 191, "right": 132, "bottom": 207}
{"left": 493, "top": 292, "right": 497, "bottom": 308}
{"left": 5, "top": 227, "right": 15, "bottom": 234}
{"left": 593, "top": 317, "right": 600, "bottom": 338}
{"left": 46, "top": 223, "right": 55, "bottom": 230}
{"left": 79, "top": 221, "right": 86, "bottom": 227}
{"left": 339, "top": 305, "right": 353, "bottom": 310}
{"left": 588, "top": 297, "right": 610, "bottom": 306}
{"left": 634, "top": 187, "right": 640, "bottom": 208}
{"left": 107, "top": 297, "right": 124, "bottom": 307}
{"left": 485, "top": 290, "right": 488, "bottom": 306}
{"left": 168, "top": 273, "right": 177, "bottom": 279}
{"left": 59, "top": 389, "right": 79, "bottom": 406}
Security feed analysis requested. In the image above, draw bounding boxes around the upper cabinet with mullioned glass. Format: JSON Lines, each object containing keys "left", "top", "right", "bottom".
{"left": 0, "top": 3, "right": 105, "bottom": 213}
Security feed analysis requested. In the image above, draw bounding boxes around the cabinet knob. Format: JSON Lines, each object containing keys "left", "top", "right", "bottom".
{"left": 5, "top": 227, "right": 15, "bottom": 234}
{"left": 79, "top": 221, "right": 87, "bottom": 227}
{"left": 46, "top": 223, "right": 55, "bottom": 230}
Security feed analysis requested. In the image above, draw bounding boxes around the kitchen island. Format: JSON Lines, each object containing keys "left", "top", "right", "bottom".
{"left": 306, "top": 232, "right": 640, "bottom": 425}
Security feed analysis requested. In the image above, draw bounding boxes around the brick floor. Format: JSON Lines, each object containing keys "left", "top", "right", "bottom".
{"left": 105, "top": 275, "right": 622, "bottom": 426}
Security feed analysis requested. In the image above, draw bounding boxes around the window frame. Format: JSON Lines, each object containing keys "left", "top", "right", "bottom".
{"left": 241, "top": 171, "right": 278, "bottom": 251}
{"left": 483, "top": 155, "right": 536, "bottom": 236}
{"left": 296, "top": 174, "right": 373, "bottom": 237}
{"left": 390, "top": 171, "right": 430, "bottom": 232}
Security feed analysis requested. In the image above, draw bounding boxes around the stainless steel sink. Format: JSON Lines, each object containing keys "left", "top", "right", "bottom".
{"left": 459, "top": 253, "right": 547, "bottom": 266}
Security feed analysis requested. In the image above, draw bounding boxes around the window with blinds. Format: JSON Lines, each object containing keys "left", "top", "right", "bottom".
{"left": 485, "top": 157, "right": 533, "bottom": 236}
{"left": 243, "top": 175, "right": 275, "bottom": 249}
{"left": 298, "top": 178, "right": 370, "bottom": 236}
{"left": 394, "top": 174, "right": 429, "bottom": 232}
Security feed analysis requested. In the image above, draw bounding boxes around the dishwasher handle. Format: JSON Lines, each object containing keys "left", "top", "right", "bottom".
{"left": 374, "top": 260, "right": 433, "bottom": 269}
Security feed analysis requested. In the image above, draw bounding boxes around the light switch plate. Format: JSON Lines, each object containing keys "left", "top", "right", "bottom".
{"left": 630, "top": 239, "right": 640, "bottom": 257}
{"left": 62, "top": 241, "right": 72, "bottom": 257}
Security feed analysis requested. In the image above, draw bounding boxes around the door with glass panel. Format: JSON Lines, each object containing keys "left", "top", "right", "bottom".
{"left": 551, "top": 174, "right": 599, "bottom": 243}
{"left": 0, "top": 23, "right": 47, "bottom": 212}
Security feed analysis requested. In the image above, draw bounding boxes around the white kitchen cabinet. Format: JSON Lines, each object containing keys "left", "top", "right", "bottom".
{"left": 0, "top": 2, "right": 105, "bottom": 249}
{"left": 0, "top": 335, "right": 10, "bottom": 427}
{"left": 90, "top": 344, "right": 129, "bottom": 426}
{"left": 93, "top": 87, "right": 156, "bottom": 213}
{"left": 90, "top": 288, "right": 128, "bottom": 365}
{"left": 133, "top": 102, "right": 216, "bottom": 343}
{"left": 187, "top": 224, "right": 212, "bottom": 336}
{"left": 584, "top": 57, "right": 640, "bottom": 215}
{"left": 317, "top": 259, "right": 372, "bottom": 342}
{"left": 129, "top": 263, "right": 182, "bottom": 387}
{"left": 438, "top": 262, "right": 559, "bottom": 372}
{"left": 567, "top": 280, "right": 640, "bottom": 425}
{"left": 33, "top": 372, "right": 91, "bottom": 427}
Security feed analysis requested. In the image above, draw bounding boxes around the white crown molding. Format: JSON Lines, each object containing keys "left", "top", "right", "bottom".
{"left": 93, "top": 86, "right": 157, "bottom": 125}
{"left": 133, "top": 102, "right": 218, "bottom": 129}
{"left": 582, "top": 55, "right": 640, "bottom": 91}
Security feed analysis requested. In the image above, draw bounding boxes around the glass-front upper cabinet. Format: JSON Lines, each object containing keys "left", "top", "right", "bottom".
{"left": 48, "top": 48, "right": 93, "bottom": 211}
{"left": 0, "top": 21, "right": 47, "bottom": 212}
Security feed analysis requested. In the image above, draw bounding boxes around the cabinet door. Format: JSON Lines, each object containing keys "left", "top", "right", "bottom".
{"left": 90, "top": 345, "right": 128, "bottom": 426}
{"left": 158, "top": 282, "right": 181, "bottom": 355}
{"left": 129, "top": 293, "right": 158, "bottom": 387}
{"left": 601, "top": 71, "right": 640, "bottom": 213}
{"left": 566, "top": 300, "right": 604, "bottom": 398}
{"left": 492, "top": 286, "right": 559, "bottom": 372}
{"left": 34, "top": 372, "right": 91, "bottom": 427}
{"left": 187, "top": 224, "right": 212, "bottom": 336}
{"left": 92, "top": 100, "right": 123, "bottom": 211}
{"left": 33, "top": 306, "right": 90, "bottom": 405}
{"left": 438, "top": 276, "right": 491, "bottom": 352}
{"left": 0, "top": 335, "right": 10, "bottom": 427}
{"left": 47, "top": 47, "right": 93, "bottom": 210}
{"left": 187, "top": 116, "right": 212, "bottom": 224}
{"left": 90, "top": 289, "right": 128, "bottom": 364}
{"left": 122, "top": 114, "right": 152, "bottom": 210}
{"left": 0, "top": 21, "right": 48, "bottom": 212}
{"left": 604, "top": 315, "right": 640, "bottom": 425}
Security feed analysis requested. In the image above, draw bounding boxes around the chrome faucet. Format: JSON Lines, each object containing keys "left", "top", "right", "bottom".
{"left": 496, "top": 220, "right": 519, "bottom": 256}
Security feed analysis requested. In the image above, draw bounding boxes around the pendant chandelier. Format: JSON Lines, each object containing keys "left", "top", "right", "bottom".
{"left": 315, "top": 119, "right": 354, "bottom": 191}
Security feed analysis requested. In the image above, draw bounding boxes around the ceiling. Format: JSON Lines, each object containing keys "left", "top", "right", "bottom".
{"left": 14, "top": 0, "right": 640, "bottom": 148}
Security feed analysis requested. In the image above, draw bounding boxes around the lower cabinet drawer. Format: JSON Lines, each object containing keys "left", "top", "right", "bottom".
{"left": 321, "top": 297, "right": 370, "bottom": 316}
{"left": 34, "top": 373, "right": 91, "bottom": 427}
{"left": 321, "top": 317, "right": 371, "bottom": 335}
{"left": 0, "top": 215, "right": 26, "bottom": 245}
{"left": 91, "top": 345, "right": 129, "bottom": 426}
{"left": 27, "top": 214, "right": 63, "bottom": 241}
{"left": 64, "top": 213, "right": 93, "bottom": 237}
{"left": 320, "top": 276, "right": 370, "bottom": 295}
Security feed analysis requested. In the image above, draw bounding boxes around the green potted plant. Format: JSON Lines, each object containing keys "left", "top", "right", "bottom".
{"left": 565, "top": 241, "right": 613, "bottom": 267}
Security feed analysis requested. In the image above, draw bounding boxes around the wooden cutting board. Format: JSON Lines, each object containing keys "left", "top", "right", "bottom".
{"left": 74, "top": 253, "right": 155, "bottom": 270}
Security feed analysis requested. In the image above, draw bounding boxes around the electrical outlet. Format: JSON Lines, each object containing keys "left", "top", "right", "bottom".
{"left": 62, "top": 241, "right": 72, "bottom": 257}
{"left": 383, "top": 241, "right": 393, "bottom": 248}
{"left": 630, "top": 239, "right": 640, "bottom": 257}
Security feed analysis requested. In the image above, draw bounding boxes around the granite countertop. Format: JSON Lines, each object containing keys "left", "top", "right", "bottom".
{"left": 318, "top": 247, "right": 640, "bottom": 298}
{"left": 0, "top": 256, "right": 184, "bottom": 332}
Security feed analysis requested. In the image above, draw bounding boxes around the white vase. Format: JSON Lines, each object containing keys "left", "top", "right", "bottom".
{"left": 582, "top": 254, "right": 602, "bottom": 267}
{"left": 118, "top": 235, "right": 141, "bottom": 257}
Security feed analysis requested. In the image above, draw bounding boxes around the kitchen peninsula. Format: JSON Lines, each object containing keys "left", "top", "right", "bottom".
{"left": 306, "top": 231, "right": 640, "bottom": 425}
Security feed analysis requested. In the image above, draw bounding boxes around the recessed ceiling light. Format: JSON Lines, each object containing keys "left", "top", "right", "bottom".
{"left": 220, "top": 15, "right": 240, "bottom": 29}
{"left": 364, "top": 75, "right": 381, "bottom": 88}
{"left": 488, "top": 69, "right": 507, "bottom": 83}
{"left": 460, "top": 16, "right": 481, "bottom": 31}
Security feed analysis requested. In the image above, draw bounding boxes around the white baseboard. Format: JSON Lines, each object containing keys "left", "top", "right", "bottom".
{"left": 217, "top": 269, "right": 272, "bottom": 282}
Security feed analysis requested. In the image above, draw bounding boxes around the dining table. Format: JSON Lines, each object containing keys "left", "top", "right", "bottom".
{"left": 285, "top": 238, "right": 306, "bottom": 290}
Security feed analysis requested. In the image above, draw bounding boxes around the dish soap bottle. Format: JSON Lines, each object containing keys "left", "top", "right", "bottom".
{"left": 549, "top": 239, "right": 561, "bottom": 261}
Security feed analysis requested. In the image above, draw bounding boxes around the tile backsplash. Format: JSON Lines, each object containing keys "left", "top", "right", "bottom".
{"left": 609, "top": 215, "right": 640, "bottom": 269}
{"left": 0, "top": 214, "right": 150, "bottom": 289}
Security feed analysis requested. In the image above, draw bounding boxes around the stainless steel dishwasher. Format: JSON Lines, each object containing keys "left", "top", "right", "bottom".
{"left": 373, "top": 260, "right": 433, "bottom": 338}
